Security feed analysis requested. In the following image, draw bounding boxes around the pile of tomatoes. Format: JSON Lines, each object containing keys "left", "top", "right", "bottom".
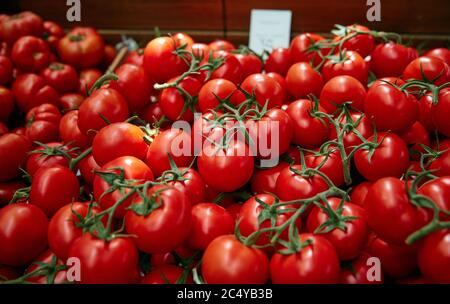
{"left": 0, "top": 11, "right": 450, "bottom": 284}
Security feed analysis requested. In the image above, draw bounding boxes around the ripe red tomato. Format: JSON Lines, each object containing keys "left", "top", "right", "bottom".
{"left": 11, "top": 36, "right": 51, "bottom": 72}
{"left": 399, "top": 121, "right": 430, "bottom": 160}
{"left": 78, "top": 68, "right": 102, "bottom": 96}
{"left": 430, "top": 88, "right": 450, "bottom": 137}
{"left": 25, "top": 103, "right": 61, "bottom": 144}
{"left": 67, "top": 233, "right": 139, "bottom": 284}
{"left": 92, "top": 122, "right": 148, "bottom": 166}
{"left": 365, "top": 177, "right": 431, "bottom": 245}
{"left": 364, "top": 83, "right": 418, "bottom": 132}
{"left": 417, "top": 176, "right": 450, "bottom": 219}
{"left": 286, "top": 99, "right": 330, "bottom": 148}
{"left": 307, "top": 197, "right": 369, "bottom": 260}
{"left": 29, "top": 165, "right": 80, "bottom": 217}
{"left": 349, "top": 181, "right": 372, "bottom": 207}
{"left": 202, "top": 235, "right": 269, "bottom": 284}
{"left": 289, "top": 33, "right": 324, "bottom": 65}
{"left": 251, "top": 162, "right": 288, "bottom": 194}
{"left": 109, "top": 63, "right": 153, "bottom": 112}
{"left": 59, "top": 110, "right": 90, "bottom": 148}
{"left": 418, "top": 229, "right": 450, "bottom": 283}
{"left": 208, "top": 40, "right": 235, "bottom": 52}
{"left": 125, "top": 185, "right": 191, "bottom": 254}
{"left": 354, "top": 132, "right": 410, "bottom": 181}
{"left": 48, "top": 202, "right": 104, "bottom": 260}
{"left": 141, "top": 265, "right": 193, "bottom": 284}
{"left": 0, "top": 181, "right": 25, "bottom": 205}
{"left": 340, "top": 252, "right": 384, "bottom": 284}
{"left": 403, "top": 56, "right": 450, "bottom": 86}
{"left": 12, "top": 73, "right": 60, "bottom": 112}
{"left": 424, "top": 48, "right": 450, "bottom": 66}
{"left": 26, "top": 142, "right": 71, "bottom": 176}
{"left": 187, "top": 202, "right": 234, "bottom": 250}
{"left": 42, "top": 21, "right": 65, "bottom": 51}
{"left": 198, "top": 78, "right": 245, "bottom": 113}
{"left": 322, "top": 50, "right": 368, "bottom": 85}
{"left": 191, "top": 43, "right": 210, "bottom": 62}
{"left": 265, "top": 48, "right": 292, "bottom": 76}
{"left": 0, "top": 133, "right": 30, "bottom": 182}
{"left": 241, "top": 73, "right": 284, "bottom": 109}
{"left": 209, "top": 50, "right": 244, "bottom": 84}
{"left": 0, "top": 11, "right": 43, "bottom": 44}
{"left": 94, "top": 156, "right": 154, "bottom": 218}
{"left": 0, "top": 86, "right": 14, "bottom": 121}
{"left": 233, "top": 53, "right": 263, "bottom": 78}
{"left": 335, "top": 24, "right": 375, "bottom": 58}
{"left": 145, "top": 128, "right": 194, "bottom": 177}
{"left": 0, "top": 203, "right": 48, "bottom": 266}
{"left": 143, "top": 36, "right": 189, "bottom": 83}
{"left": 270, "top": 233, "right": 340, "bottom": 284}
{"left": 139, "top": 101, "right": 168, "bottom": 127}
{"left": 124, "top": 48, "right": 144, "bottom": 67}
{"left": 370, "top": 42, "right": 418, "bottom": 78}
{"left": 165, "top": 167, "right": 206, "bottom": 205}
{"left": 0, "top": 55, "right": 13, "bottom": 85}
{"left": 286, "top": 62, "right": 323, "bottom": 99}
{"left": 40, "top": 62, "right": 78, "bottom": 94}
{"left": 275, "top": 164, "right": 328, "bottom": 201}
{"left": 304, "top": 146, "right": 345, "bottom": 187}
{"left": 77, "top": 152, "right": 100, "bottom": 185}
{"left": 319, "top": 75, "right": 366, "bottom": 113}
{"left": 57, "top": 27, "right": 105, "bottom": 69}
{"left": 77, "top": 88, "right": 129, "bottom": 136}
{"left": 25, "top": 250, "right": 67, "bottom": 284}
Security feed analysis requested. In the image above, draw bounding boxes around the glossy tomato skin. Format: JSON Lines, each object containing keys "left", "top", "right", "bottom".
{"left": 430, "top": 88, "right": 450, "bottom": 137}
{"left": 187, "top": 202, "right": 234, "bottom": 250}
{"left": 209, "top": 50, "right": 244, "bottom": 84}
{"left": 349, "top": 181, "right": 372, "bottom": 207}
{"left": 265, "top": 48, "right": 292, "bottom": 76}
{"left": 286, "top": 62, "right": 323, "bottom": 99}
{"left": 307, "top": 197, "right": 370, "bottom": 260}
{"left": 198, "top": 78, "right": 245, "bottom": 113}
{"left": 143, "top": 36, "right": 188, "bottom": 83}
{"left": 0, "top": 56, "right": 13, "bottom": 85}
{"left": 42, "top": 21, "right": 65, "bottom": 51}
{"left": 289, "top": 33, "right": 324, "bottom": 65}
{"left": 370, "top": 42, "right": 418, "bottom": 78}
{"left": 424, "top": 48, "right": 450, "bottom": 66}
{"left": 0, "top": 11, "right": 43, "bottom": 45}
{"left": 322, "top": 50, "right": 368, "bottom": 85}
{"left": 418, "top": 229, "right": 450, "bottom": 283}
{"left": 78, "top": 68, "right": 102, "bottom": 96}
{"left": 125, "top": 185, "right": 191, "bottom": 254}
{"left": 141, "top": 265, "right": 193, "bottom": 284}
{"left": 417, "top": 176, "right": 450, "bottom": 219}
{"left": 0, "top": 86, "right": 14, "bottom": 121}
{"left": 77, "top": 152, "right": 100, "bottom": 185}
{"left": 77, "top": 88, "right": 129, "bottom": 137}
{"left": 399, "top": 121, "right": 430, "bottom": 160}
{"left": 208, "top": 40, "right": 236, "bottom": 52}
{"left": 270, "top": 233, "right": 340, "bottom": 284}
{"left": 354, "top": 132, "right": 410, "bottom": 181}
{"left": 286, "top": 99, "right": 330, "bottom": 148}
{"left": 0, "top": 203, "right": 48, "bottom": 266}
{"left": 202, "top": 235, "right": 270, "bottom": 284}
{"left": 365, "top": 177, "right": 430, "bottom": 245}
{"left": 40, "top": 62, "right": 78, "bottom": 94}
{"left": 336, "top": 24, "right": 375, "bottom": 58}
{"left": 25, "top": 103, "right": 61, "bottom": 144}
{"left": 319, "top": 75, "right": 366, "bottom": 113}
{"left": 124, "top": 49, "right": 144, "bottom": 67}
{"left": 60, "top": 93, "right": 85, "bottom": 111}
{"left": 0, "top": 133, "right": 31, "bottom": 182}
{"left": 0, "top": 181, "right": 25, "bottom": 205}
{"left": 145, "top": 128, "right": 194, "bottom": 177}
{"left": 67, "top": 233, "right": 139, "bottom": 284}
{"left": 340, "top": 252, "right": 384, "bottom": 284}
{"left": 109, "top": 63, "right": 153, "bottom": 112}
{"left": 26, "top": 142, "right": 71, "bottom": 176}
{"left": 25, "top": 250, "right": 67, "bottom": 284}
{"left": 48, "top": 202, "right": 104, "bottom": 260}
{"left": 12, "top": 36, "right": 51, "bottom": 73}
{"left": 57, "top": 27, "right": 105, "bottom": 69}
{"left": 251, "top": 162, "right": 288, "bottom": 194}
{"left": 241, "top": 73, "right": 284, "bottom": 109}
{"left": 167, "top": 167, "right": 206, "bottom": 205}
{"left": 12, "top": 73, "right": 60, "bottom": 112}
{"left": 59, "top": 110, "right": 90, "bottom": 149}
{"left": 403, "top": 56, "right": 450, "bottom": 86}
{"left": 304, "top": 146, "right": 345, "bottom": 187}
{"left": 234, "top": 53, "right": 263, "bottom": 78}
{"left": 29, "top": 165, "right": 80, "bottom": 217}
{"left": 94, "top": 156, "right": 154, "bottom": 218}
{"left": 92, "top": 122, "right": 148, "bottom": 166}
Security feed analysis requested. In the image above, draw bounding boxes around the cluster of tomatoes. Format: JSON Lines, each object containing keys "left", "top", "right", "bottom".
{"left": 0, "top": 11, "right": 450, "bottom": 285}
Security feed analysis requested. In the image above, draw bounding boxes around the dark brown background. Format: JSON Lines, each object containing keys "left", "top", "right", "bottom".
{"left": 2, "top": 0, "right": 450, "bottom": 45}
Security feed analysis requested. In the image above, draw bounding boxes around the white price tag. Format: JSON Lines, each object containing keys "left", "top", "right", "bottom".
{"left": 249, "top": 9, "right": 292, "bottom": 54}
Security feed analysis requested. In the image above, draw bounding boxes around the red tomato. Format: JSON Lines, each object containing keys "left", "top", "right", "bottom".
{"left": 11, "top": 36, "right": 51, "bottom": 72}
{"left": 233, "top": 53, "right": 263, "bottom": 78}
{"left": 59, "top": 92, "right": 85, "bottom": 111}
{"left": 340, "top": 252, "right": 384, "bottom": 284}
{"left": 139, "top": 101, "right": 167, "bottom": 126}
{"left": 424, "top": 48, "right": 450, "bottom": 66}
{"left": 30, "top": 165, "right": 80, "bottom": 217}
{"left": 77, "top": 88, "right": 129, "bottom": 136}
{"left": 92, "top": 122, "right": 148, "bottom": 166}
{"left": 354, "top": 132, "right": 410, "bottom": 181}
{"left": 286, "top": 99, "right": 330, "bottom": 148}
{"left": 0, "top": 203, "right": 48, "bottom": 266}
{"left": 251, "top": 162, "right": 288, "bottom": 194}
{"left": 335, "top": 24, "right": 375, "bottom": 58}
{"left": 123, "top": 48, "right": 144, "bottom": 67}
{"left": 143, "top": 36, "right": 188, "bottom": 83}
{"left": 307, "top": 197, "right": 369, "bottom": 260}
{"left": 399, "top": 121, "right": 430, "bottom": 160}
{"left": 289, "top": 33, "right": 324, "bottom": 65}
{"left": 319, "top": 75, "right": 366, "bottom": 113}
{"left": 77, "top": 152, "right": 100, "bottom": 185}
{"left": 241, "top": 73, "right": 284, "bottom": 109}
{"left": 165, "top": 167, "right": 206, "bottom": 205}
{"left": 42, "top": 21, "right": 65, "bottom": 51}
{"left": 145, "top": 128, "right": 194, "bottom": 177}
{"left": 270, "top": 233, "right": 340, "bottom": 284}
{"left": 109, "top": 63, "right": 153, "bottom": 112}
{"left": 0, "top": 86, "right": 14, "bottom": 121}
{"left": 40, "top": 62, "right": 78, "bottom": 94}
{"left": 430, "top": 88, "right": 450, "bottom": 137}
{"left": 418, "top": 229, "right": 450, "bottom": 283}
{"left": 349, "top": 181, "right": 372, "bottom": 207}
{"left": 0, "top": 133, "right": 30, "bottom": 182}
{"left": 202, "top": 235, "right": 269, "bottom": 284}
{"left": 209, "top": 50, "right": 244, "bottom": 84}
{"left": 265, "top": 48, "right": 292, "bottom": 76}
{"left": 57, "top": 27, "right": 105, "bottom": 69}
{"left": 67, "top": 233, "right": 139, "bottom": 284}
{"left": 370, "top": 42, "right": 418, "bottom": 78}
{"left": 191, "top": 43, "right": 210, "bottom": 62}
{"left": 48, "top": 202, "right": 104, "bottom": 260}
{"left": 0, "top": 55, "right": 13, "bottom": 85}
{"left": 198, "top": 78, "right": 245, "bottom": 113}
{"left": 94, "top": 156, "right": 154, "bottom": 218}
{"left": 275, "top": 164, "right": 328, "bottom": 201}
{"left": 322, "top": 50, "right": 368, "bottom": 85}
{"left": 25, "top": 250, "right": 67, "bottom": 284}
{"left": 0, "top": 181, "right": 25, "bottom": 205}
{"left": 102, "top": 44, "right": 117, "bottom": 68}
{"left": 125, "top": 185, "right": 191, "bottom": 254}
{"left": 12, "top": 73, "right": 60, "bottom": 112}
{"left": 417, "top": 176, "right": 450, "bottom": 219}
{"left": 286, "top": 62, "right": 324, "bottom": 99}
{"left": 26, "top": 142, "right": 71, "bottom": 176}
{"left": 365, "top": 177, "right": 430, "bottom": 245}
{"left": 0, "top": 11, "right": 43, "bottom": 44}
{"left": 304, "top": 146, "right": 345, "bottom": 187}
{"left": 141, "top": 265, "right": 193, "bottom": 284}
{"left": 403, "top": 56, "right": 450, "bottom": 86}
{"left": 78, "top": 68, "right": 102, "bottom": 96}
{"left": 59, "top": 110, "right": 90, "bottom": 148}
{"left": 208, "top": 40, "right": 236, "bottom": 52}
{"left": 187, "top": 202, "right": 234, "bottom": 250}
{"left": 25, "top": 103, "right": 61, "bottom": 144}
